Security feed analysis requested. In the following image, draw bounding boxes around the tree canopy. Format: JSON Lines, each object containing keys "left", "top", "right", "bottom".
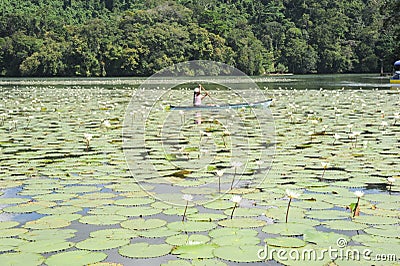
{"left": 0, "top": 0, "right": 398, "bottom": 77}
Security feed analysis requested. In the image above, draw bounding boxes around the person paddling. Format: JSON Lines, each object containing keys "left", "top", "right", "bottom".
{"left": 193, "top": 84, "right": 209, "bottom": 106}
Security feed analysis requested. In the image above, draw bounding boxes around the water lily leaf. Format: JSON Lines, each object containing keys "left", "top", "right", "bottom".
{"left": 262, "top": 222, "right": 316, "bottom": 236}
{"left": 0, "top": 228, "right": 28, "bottom": 238}
{"left": 353, "top": 215, "right": 398, "bottom": 225}
{"left": 163, "top": 207, "right": 197, "bottom": 216}
{"left": 266, "top": 236, "right": 306, "bottom": 248}
{"left": 187, "top": 213, "right": 227, "bottom": 221}
{"left": 303, "top": 230, "right": 350, "bottom": 246}
{"left": 223, "top": 207, "right": 264, "bottom": 217}
{"left": 20, "top": 229, "right": 77, "bottom": 241}
{"left": 166, "top": 234, "right": 210, "bottom": 246}
{"left": 45, "top": 250, "right": 107, "bottom": 266}
{"left": 213, "top": 245, "right": 263, "bottom": 262}
{"left": 90, "top": 228, "right": 138, "bottom": 239}
{"left": 76, "top": 238, "right": 129, "bottom": 251}
{"left": 203, "top": 200, "right": 235, "bottom": 210}
{"left": 120, "top": 218, "right": 166, "bottom": 230}
{"left": 138, "top": 226, "right": 180, "bottom": 238}
{"left": 218, "top": 218, "right": 266, "bottom": 228}
{"left": 305, "top": 209, "right": 349, "bottom": 220}
{"left": 114, "top": 197, "right": 154, "bottom": 206}
{"left": 212, "top": 234, "right": 260, "bottom": 246}
{"left": 0, "top": 252, "right": 44, "bottom": 266}
{"left": 322, "top": 220, "right": 368, "bottom": 231}
{"left": 116, "top": 206, "right": 162, "bottom": 217}
{"left": 3, "top": 201, "right": 56, "bottom": 213}
{"left": 0, "top": 221, "right": 19, "bottom": 229}
{"left": 17, "top": 239, "right": 74, "bottom": 253}
{"left": 79, "top": 215, "right": 126, "bottom": 225}
{"left": 119, "top": 242, "right": 172, "bottom": 258}
{"left": 171, "top": 243, "right": 217, "bottom": 259}
{"left": 209, "top": 228, "right": 258, "bottom": 238}
{"left": 36, "top": 205, "right": 82, "bottom": 215}
{"left": 0, "top": 238, "right": 28, "bottom": 252}
{"left": 364, "top": 227, "right": 400, "bottom": 238}
{"left": 167, "top": 221, "right": 217, "bottom": 232}
{"left": 24, "top": 216, "right": 71, "bottom": 229}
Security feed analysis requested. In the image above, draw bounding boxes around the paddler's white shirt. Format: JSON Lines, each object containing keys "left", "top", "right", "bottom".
{"left": 194, "top": 93, "right": 202, "bottom": 106}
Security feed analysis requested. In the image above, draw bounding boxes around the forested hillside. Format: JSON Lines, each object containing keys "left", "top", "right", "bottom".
{"left": 0, "top": 0, "right": 398, "bottom": 77}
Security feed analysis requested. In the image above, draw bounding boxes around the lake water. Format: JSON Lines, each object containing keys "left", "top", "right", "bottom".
{"left": 0, "top": 74, "right": 398, "bottom": 266}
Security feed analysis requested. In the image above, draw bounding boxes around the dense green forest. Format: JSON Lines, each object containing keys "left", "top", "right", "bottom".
{"left": 0, "top": 0, "right": 399, "bottom": 77}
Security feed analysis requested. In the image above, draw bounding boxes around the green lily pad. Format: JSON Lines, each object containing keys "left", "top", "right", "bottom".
{"left": 266, "top": 236, "right": 306, "bottom": 248}
{"left": 79, "top": 215, "right": 126, "bottom": 225}
{"left": 138, "top": 227, "right": 180, "bottom": 238}
{"left": 45, "top": 250, "right": 107, "bottom": 266}
{"left": 322, "top": 220, "right": 368, "bottom": 231}
{"left": 364, "top": 227, "right": 400, "bottom": 238}
{"left": 20, "top": 229, "right": 77, "bottom": 241}
{"left": 0, "top": 228, "right": 28, "bottom": 238}
{"left": 0, "top": 252, "right": 44, "bottom": 266}
{"left": 114, "top": 197, "right": 155, "bottom": 206}
{"left": 160, "top": 260, "right": 191, "bottom": 266}
{"left": 167, "top": 221, "right": 217, "bottom": 232}
{"left": 116, "top": 206, "right": 162, "bottom": 217}
{"left": 119, "top": 242, "right": 172, "bottom": 258}
{"left": 76, "top": 238, "right": 129, "bottom": 251}
{"left": 203, "top": 200, "right": 235, "bottom": 210}
{"left": 17, "top": 239, "right": 74, "bottom": 253}
{"left": 90, "top": 228, "right": 138, "bottom": 239}
{"left": 209, "top": 228, "right": 258, "bottom": 238}
{"left": 171, "top": 243, "right": 218, "bottom": 259}
{"left": 187, "top": 213, "right": 227, "bottom": 221}
{"left": 120, "top": 218, "right": 166, "bottom": 230}
{"left": 3, "top": 201, "right": 56, "bottom": 213}
{"left": 303, "top": 230, "right": 350, "bottom": 246}
{"left": 213, "top": 245, "right": 263, "bottom": 262}
{"left": 191, "top": 259, "right": 228, "bottom": 266}
{"left": 212, "top": 234, "right": 260, "bottom": 246}
{"left": 0, "top": 221, "right": 19, "bottom": 229}
{"left": 218, "top": 218, "right": 266, "bottom": 228}
{"left": 166, "top": 234, "right": 210, "bottom": 246}
{"left": 353, "top": 215, "right": 399, "bottom": 225}
{"left": 24, "top": 216, "right": 71, "bottom": 229}
{"left": 262, "top": 222, "right": 316, "bottom": 236}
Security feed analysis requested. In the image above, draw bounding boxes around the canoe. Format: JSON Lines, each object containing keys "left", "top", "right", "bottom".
{"left": 169, "top": 99, "right": 273, "bottom": 110}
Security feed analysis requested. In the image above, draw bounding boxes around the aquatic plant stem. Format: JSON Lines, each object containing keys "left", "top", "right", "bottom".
{"left": 230, "top": 168, "right": 237, "bottom": 189}
{"left": 230, "top": 203, "right": 237, "bottom": 219}
{"left": 285, "top": 198, "right": 292, "bottom": 223}
{"left": 182, "top": 201, "right": 188, "bottom": 222}
{"left": 353, "top": 197, "right": 360, "bottom": 218}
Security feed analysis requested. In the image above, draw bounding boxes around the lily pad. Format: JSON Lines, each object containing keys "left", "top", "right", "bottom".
{"left": 266, "top": 236, "right": 306, "bottom": 248}
{"left": 45, "top": 250, "right": 107, "bottom": 266}
{"left": 167, "top": 221, "right": 217, "bottom": 232}
{"left": 90, "top": 228, "right": 138, "bottom": 239}
{"left": 166, "top": 234, "right": 210, "bottom": 246}
{"left": 0, "top": 252, "right": 44, "bottom": 266}
{"left": 213, "top": 245, "right": 263, "bottom": 262}
{"left": 120, "top": 218, "right": 166, "bottom": 230}
{"left": 171, "top": 243, "right": 218, "bottom": 259}
{"left": 218, "top": 218, "right": 266, "bottom": 228}
{"left": 119, "top": 242, "right": 172, "bottom": 258}
{"left": 79, "top": 215, "right": 126, "bottom": 225}
{"left": 262, "top": 222, "right": 316, "bottom": 236}
{"left": 76, "top": 238, "right": 129, "bottom": 251}
{"left": 17, "top": 239, "right": 74, "bottom": 253}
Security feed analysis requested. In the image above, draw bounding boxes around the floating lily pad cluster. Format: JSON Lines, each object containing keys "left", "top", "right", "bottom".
{"left": 0, "top": 82, "right": 399, "bottom": 266}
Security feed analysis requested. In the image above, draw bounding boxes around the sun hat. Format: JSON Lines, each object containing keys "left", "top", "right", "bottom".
{"left": 194, "top": 87, "right": 200, "bottom": 93}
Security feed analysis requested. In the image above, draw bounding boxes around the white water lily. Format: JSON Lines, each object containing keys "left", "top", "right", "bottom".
{"left": 354, "top": 191, "right": 364, "bottom": 198}
{"left": 84, "top": 133, "right": 93, "bottom": 142}
{"left": 182, "top": 194, "right": 193, "bottom": 202}
{"left": 230, "top": 195, "right": 242, "bottom": 204}
{"left": 102, "top": 120, "right": 111, "bottom": 128}
{"left": 285, "top": 189, "right": 300, "bottom": 199}
{"left": 388, "top": 177, "right": 395, "bottom": 183}
{"left": 321, "top": 162, "right": 330, "bottom": 169}
{"left": 231, "top": 161, "right": 243, "bottom": 168}
{"left": 334, "top": 133, "right": 340, "bottom": 140}
{"left": 216, "top": 170, "right": 225, "bottom": 177}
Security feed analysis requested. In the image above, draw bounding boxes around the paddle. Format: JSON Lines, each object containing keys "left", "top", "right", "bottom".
{"left": 199, "top": 84, "right": 219, "bottom": 106}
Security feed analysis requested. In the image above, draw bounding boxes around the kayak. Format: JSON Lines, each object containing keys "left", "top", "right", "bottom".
{"left": 169, "top": 99, "right": 273, "bottom": 110}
